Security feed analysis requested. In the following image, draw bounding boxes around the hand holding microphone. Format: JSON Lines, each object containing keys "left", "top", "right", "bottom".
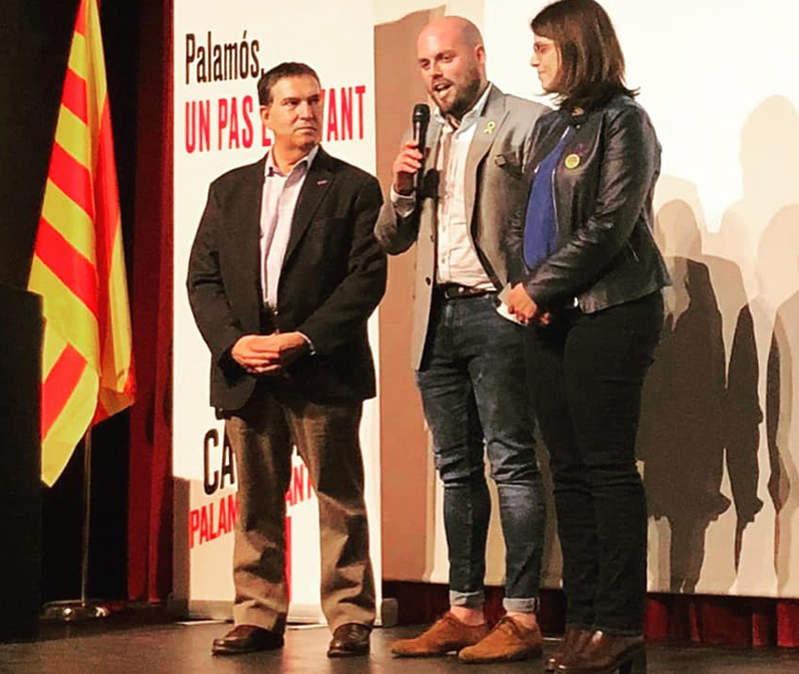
{"left": 392, "top": 103, "right": 430, "bottom": 196}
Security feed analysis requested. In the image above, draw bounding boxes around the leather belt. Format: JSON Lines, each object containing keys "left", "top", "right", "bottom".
{"left": 435, "top": 284, "right": 495, "bottom": 300}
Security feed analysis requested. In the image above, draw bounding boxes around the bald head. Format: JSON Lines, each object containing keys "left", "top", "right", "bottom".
{"left": 416, "top": 16, "right": 488, "bottom": 121}
{"left": 418, "top": 16, "right": 484, "bottom": 51}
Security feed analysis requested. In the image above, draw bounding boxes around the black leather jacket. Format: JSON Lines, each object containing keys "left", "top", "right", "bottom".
{"left": 507, "top": 94, "right": 670, "bottom": 313}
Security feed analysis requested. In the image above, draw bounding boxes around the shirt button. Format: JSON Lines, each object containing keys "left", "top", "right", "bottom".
{"left": 425, "top": 277, "right": 432, "bottom": 286}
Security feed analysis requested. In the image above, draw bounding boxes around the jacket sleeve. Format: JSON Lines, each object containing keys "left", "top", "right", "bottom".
{"left": 373, "top": 196, "right": 421, "bottom": 255}
{"left": 185, "top": 182, "right": 246, "bottom": 365}
{"left": 295, "top": 176, "right": 387, "bottom": 355}
{"left": 526, "top": 106, "right": 659, "bottom": 307}
{"left": 373, "top": 129, "right": 422, "bottom": 255}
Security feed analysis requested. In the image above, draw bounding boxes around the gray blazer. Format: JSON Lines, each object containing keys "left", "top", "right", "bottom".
{"left": 374, "top": 85, "right": 548, "bottom": 370}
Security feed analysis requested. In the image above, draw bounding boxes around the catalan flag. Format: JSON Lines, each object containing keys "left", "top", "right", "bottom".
{"left": 28, "top": 0, "right": 136, "bottom": 486}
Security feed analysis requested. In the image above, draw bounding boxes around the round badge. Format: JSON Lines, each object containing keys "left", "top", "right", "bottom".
{"left": 564, "top": 154, "right": 580, "bottom": 170}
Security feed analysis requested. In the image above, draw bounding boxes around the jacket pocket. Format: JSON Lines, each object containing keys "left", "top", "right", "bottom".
{"left": 494, "top": 152, "right": 523, "bottom": 175}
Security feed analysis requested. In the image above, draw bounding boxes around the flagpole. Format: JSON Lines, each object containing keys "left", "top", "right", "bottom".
{"left": 79, "top": 429, "right": 93, "bottom": 607}
{"left": 41, "top": 429, "right": 111, "bottom": 622}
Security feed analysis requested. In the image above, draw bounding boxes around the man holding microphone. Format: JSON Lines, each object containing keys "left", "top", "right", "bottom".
{"left": 375, "top": 16, "right": 548, "bottom": 664}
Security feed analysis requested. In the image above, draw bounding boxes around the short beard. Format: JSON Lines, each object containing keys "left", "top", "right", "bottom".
{"left": 444, "top": 69, "right": 483, "bottom": 121}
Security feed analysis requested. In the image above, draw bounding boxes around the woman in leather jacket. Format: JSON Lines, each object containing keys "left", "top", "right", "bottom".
{"left": 505, "top": 1, "right": 670, "bottom": 672}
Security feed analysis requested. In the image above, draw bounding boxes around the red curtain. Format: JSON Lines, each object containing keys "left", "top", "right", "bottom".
{"left": 127, "top": 0, "right": 173, "bottom": 603}
{"left": 646, "top": 594, "right": 799, "bottom": 648}
{"left": 384, "top": 582, "right": 799, "bottom": 648}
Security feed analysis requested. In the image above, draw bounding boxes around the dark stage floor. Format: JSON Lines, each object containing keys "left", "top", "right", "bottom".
{"left": 2, "top": 621, "right": 799, "bottom": 674}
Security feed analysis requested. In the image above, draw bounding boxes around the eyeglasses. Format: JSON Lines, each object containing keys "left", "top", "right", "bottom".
{"left": 532, "top": 41, "right": 556, "bottom": 57}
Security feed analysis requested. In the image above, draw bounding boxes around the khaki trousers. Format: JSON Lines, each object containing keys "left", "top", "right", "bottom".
{"left": 225, "top": 381, "right": 375, "bottom": 632}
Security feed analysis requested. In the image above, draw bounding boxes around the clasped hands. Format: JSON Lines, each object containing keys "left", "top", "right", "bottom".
{"left": 231, "top": 332, "right": 309, "bottom": 375}
{"left": 506, "top": 283, "right": 551, "bottom": 326}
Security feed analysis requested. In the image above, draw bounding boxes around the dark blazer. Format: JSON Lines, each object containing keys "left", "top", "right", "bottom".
{"left": 187, "top": 146, "right": 387, "bottom": 412}
{"left": 507, "top": 95, "right": 670, "bottom": 313}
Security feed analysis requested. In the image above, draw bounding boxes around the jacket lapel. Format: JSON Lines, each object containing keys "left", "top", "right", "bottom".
{"left": 283, "top": 147, "right": 334, "bottom": 266}
{"left": 230, "top": 158, "right": 266, "bottom": 322}
{"left": 425, "top": 119, "right": 443, "bottom": 174}
{"left": 464, "top": 86, "right": 508, "bottom": 228}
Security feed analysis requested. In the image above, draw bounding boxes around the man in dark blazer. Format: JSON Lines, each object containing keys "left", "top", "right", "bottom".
{"left": 187, "top": 62, "right": 386, "bottom": 658}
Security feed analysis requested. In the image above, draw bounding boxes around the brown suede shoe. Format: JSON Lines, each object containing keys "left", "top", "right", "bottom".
{"left": 211, "top": 624, "right": 284, "bottom": 655}
{"left": 458, "top": 614, "right": 543, "bottom": 664}
{"left": 391, "top": 613, "right": 489, "bottom": 657}
{"left": 546, "top": 626, "right": 593, "bottom": 671}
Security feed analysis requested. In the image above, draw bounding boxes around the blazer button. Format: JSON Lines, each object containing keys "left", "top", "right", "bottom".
{"left": 425, "top": 277, "right": 432, "bottom": 286}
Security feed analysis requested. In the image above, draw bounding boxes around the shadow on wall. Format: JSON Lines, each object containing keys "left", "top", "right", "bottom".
{"left": 762, "top": 205, "right": 799, "bottom": 595}
{"left": 741, "top": 96, "right": 799, "bottom": 596}
{"left": 638, "top": 196, "right": 761, "bottom": 594}
{"left": 374, "top": 7, "right": 445, "bottom": 583}
{"left": 640, "top": 95, "right": 799, "bottom": 596}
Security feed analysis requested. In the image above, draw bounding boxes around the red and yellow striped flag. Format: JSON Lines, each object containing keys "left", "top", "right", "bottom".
{"left": 29, "top": 0, "right": 136, "bottom": 486}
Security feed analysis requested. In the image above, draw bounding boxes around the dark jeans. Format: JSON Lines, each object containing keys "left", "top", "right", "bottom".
{"left": 416, "top": 293, "right": 545, "bottom": 613}
{"left": 524, "top": 292, "right": 663, "bottom": 634}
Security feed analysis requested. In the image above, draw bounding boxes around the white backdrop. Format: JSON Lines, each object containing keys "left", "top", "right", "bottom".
{"left": 483, "top": 0, "right": 799, "bottom": 598}
{"left": 171, "top": 0, "right": 799, "bottom": 608}
{"left": 172, "top": 0, "right": 382, "bottom": 622}
{"left": 374, "top": 0, "right": 799, "bottom": 600}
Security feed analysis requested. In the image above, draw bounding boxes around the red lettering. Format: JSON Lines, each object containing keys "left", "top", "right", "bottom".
{"left": 228, "top": 97, "right": 240, "bottom": 149}
{"left": 185, "top": 100, "right": 211, "bottom": 153}
{"left": 326, "top": 88, "right": 338, "bottom": 141}
{"left": 227, "top": 494, "right": 239, "bottom": 529}
{"left": 340, "top": 87, "right": 353, "bottom": 141}
{"left": 199, "top": 100, "right": 210, "bottom": 150}
{"left": 261, "top": 124, "right": 272, "bottom": 148}
{"left": 355, "top": 85, "right": 366, "bottom": 140}
{"left": 209, "top": 502, "right": 219, "bottom": 540}
{"left": 218, "top": 98, "right": 229, "bottom": 150}
{"left": 189, "top": 509, "right": 200, "bottom": 548}
{"left": 185, "top": 102, "right": 196, "bottom": 153}
{"left": 242, "top": 96, "right": 254, "bottom": 148}
{"left": 199, "top": 505, "right": 210, "bottom": 544}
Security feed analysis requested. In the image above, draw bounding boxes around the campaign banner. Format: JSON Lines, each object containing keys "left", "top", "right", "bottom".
{"left": 172, "top": 0, "right": 381, "bottom": 622}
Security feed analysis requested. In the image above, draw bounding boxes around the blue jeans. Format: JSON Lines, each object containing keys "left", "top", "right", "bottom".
{"left": 416, "top": 293, "right": 545, "bottom": 613}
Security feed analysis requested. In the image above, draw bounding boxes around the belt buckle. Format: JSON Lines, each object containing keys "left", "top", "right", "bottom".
{"left": 439, "top": 284, "right": 485, "bottom": 299}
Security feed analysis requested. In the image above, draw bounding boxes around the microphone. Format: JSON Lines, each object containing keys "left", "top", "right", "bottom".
{"left": 412, "top": 103, "right": 430, "bottom": 193}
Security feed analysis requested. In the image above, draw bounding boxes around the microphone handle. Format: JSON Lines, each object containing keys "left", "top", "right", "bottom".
{"left": 412, "top": 121, "right": 428, "bottom": 193}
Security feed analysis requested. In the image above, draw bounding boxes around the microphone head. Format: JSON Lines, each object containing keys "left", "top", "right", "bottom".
{"left": 413, "top": 103, "right": 430, "bottom": 124}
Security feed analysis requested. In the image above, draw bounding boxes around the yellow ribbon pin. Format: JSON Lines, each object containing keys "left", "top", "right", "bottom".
{"left": 564, "top": 154, "right": 580, "bottom": 169}
{"left": 484, "top": 121, "right": 496, "bottom": 134}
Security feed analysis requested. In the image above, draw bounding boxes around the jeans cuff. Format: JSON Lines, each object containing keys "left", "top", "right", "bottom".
{"left": 503, "top": 596, "right": 539, "bottom": 614}
{"left": 449, "top": 589, "right": 484, "bottom": 608}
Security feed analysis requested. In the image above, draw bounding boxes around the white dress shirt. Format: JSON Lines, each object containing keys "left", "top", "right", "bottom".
{"left": 260, "top": 145, "right": 319, "bottom": 310}
{"left": 393, "top": 84, "right": 495, "bottom": 290}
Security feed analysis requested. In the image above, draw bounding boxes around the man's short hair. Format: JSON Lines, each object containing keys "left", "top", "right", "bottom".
{"left": 257, "top": 62, "right": 321, "bottom": 106}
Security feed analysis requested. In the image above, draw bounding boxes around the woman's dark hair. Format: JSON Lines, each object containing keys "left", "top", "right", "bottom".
{"left": 531, "top": 0, "right": 637, "bottom": 111}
